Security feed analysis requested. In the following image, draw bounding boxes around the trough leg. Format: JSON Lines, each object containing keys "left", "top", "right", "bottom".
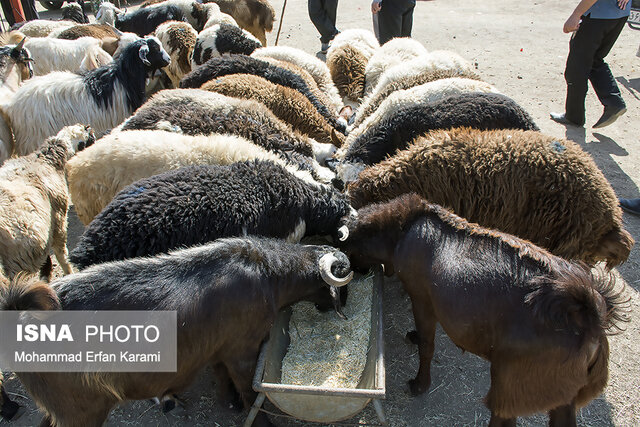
{"left": 243, "top": 392, "right": 265, "bottom": 427}
{"left": 548, "top": 402, "right": 577, "bottom": 427}
{"left": 372, "top": 399, "right": 388, "bottom": 426}
{"left": 407, "top": 297, "right": 437, "bottom": 396}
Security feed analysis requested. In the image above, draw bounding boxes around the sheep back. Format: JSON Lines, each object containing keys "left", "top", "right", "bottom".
{"left": 348, "top": 127, "right": 633, "bottom": 267}
{"left": 327, "top": 44, "right": 368, "bottom": 102}
{"left": 69, "top": 161, "right": 351, "bottom": 268}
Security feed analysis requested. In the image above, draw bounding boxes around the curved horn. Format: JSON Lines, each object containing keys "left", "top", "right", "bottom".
{"left": 138, "top": 43, "right": 151, "bottom": 66}
{"left": 319, "top": 253, "right": 353, "bottom": 287}
{"left": 337, "top": 225, "right": 349, "bottom": 241}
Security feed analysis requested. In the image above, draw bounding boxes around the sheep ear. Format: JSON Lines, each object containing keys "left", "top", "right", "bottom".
{"left": 138, "top": 44, "right": 151, "bottom": 66}
{"left": 15, "top": 37, "right": 26, "bottom": 51}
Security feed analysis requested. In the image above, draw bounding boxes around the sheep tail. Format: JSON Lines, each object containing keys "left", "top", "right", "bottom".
{"left": 0, "top": 273, "right": 60, "bottom": 311}
{"left": 524, "top": 262, "right": 629, "bottom": 345}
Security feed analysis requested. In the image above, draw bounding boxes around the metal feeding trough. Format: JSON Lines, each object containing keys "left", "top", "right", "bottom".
{"left": 245, "top": 266, "right": 386, "bottom": 426}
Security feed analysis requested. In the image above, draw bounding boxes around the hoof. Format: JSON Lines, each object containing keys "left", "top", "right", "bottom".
{"left": 1, "top": 400, "right": 23, "bottom": 421}
{"left": 161, "top": 399, "right": 175, "bottom": 413}
{"left": 407, "top": 378, "right": 428, "bottom": 396}
{"left": 405, "top": 330, "right": 419, "bottom": 345}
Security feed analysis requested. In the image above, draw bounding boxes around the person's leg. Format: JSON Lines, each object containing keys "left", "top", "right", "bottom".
{"left": 400, "top": 4, "right": 414, "bottom": 37}
{"left": 377, "top": 4, "right": 403, "bottom": 45}
{"left": 308, "top": 0, "right": 339, "bottom": 45}
{"left": 589, "top": 16, "right": 627, "bottom": 110}
{"left": 21, "top": 0, "right": 38, "bottom": 21}
{"left": 562, "top": 16, "right": 609, "bottom": 126}
{"left": 1, "top": 0, "right": 17, "bottom": 26}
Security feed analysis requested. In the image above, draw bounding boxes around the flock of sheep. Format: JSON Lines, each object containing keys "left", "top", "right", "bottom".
{"left": 0, "top": 0, "right": 635, "bottom": 425}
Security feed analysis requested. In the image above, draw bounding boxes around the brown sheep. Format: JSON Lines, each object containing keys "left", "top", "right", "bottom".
{"left": 337, "top": 193, "right": 628, "bottom": 425}
{"left": 201, "top": 73, "right": 344, "bottom": 146}
{"left": 54, "top": 24, "right": 120, "bottom": 41}
{"left": 154, "top": 21, "right": 198, "bottom": 87}
{"left": 347, "top": 127, "right": 634, "bottom": 268}
{"left": 327, "top": 44, "right": 368, "bottom": 102}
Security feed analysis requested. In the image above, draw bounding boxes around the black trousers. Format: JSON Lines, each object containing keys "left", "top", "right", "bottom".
{"left": 1, "top": 0, "right": 39, "bottom": 26}
{"left": 564, "top": 15, "right": 627, "bottom": 125}
{"left": 377, "top": 1, "right": 415, "bottom": 45}
{"left": 308, "top": 0, "right": 339, "bottom": 44}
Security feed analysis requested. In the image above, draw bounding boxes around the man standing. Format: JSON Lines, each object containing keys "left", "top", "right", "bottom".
{"left": 308, "top": 0, "right": 339, "bottom": 54}
{"left": 551, "top": 0, "right": 630, "bottom": 128}
{"left": 371, "top": 0, "right": 417, "bottom": 45}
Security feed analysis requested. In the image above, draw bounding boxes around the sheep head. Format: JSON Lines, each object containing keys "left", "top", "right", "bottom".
{"left": 139, "top": 37, "right": 171, "bottom": 70}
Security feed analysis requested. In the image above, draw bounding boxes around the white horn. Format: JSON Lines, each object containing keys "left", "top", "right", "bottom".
{"left": 337, "top": 225, "right": 349, "bottom": 241}
{"left": 319, "top": 253, "right": 353, "bottom": 287}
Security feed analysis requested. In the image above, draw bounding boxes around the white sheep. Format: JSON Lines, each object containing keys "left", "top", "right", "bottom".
{"left": 351, "top": 50, "right": 477, "bottom": 130}
{"left": 343, "top": 78, "right": 501, "bottom": 152}
{"left": 12, "top": 20, "right": 76, "bottom": 38}
{"left": 154, "top": 21, "right": 198, "bottom": 87}
{"left": 363, "top": 37, "right": 428, "bottom": 95}
{"left": 252, "top": 46, "right": 344, "bottom": 114}
{"left": 66, "top": 130, "right": 311, "bottom": 224}
{"left": 327, "top": 29, "right": 379, "bottom": 59}
{"left": 4, "top": 37, "right": 171, "bottom": 156}
{"left": 8, "top": 32, "right": 112, "bottom": 76}
{"left": 0, "top": 124, "right": 94, "bottom": 280}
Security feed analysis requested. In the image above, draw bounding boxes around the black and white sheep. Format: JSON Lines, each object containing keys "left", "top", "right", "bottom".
{"left": 190, "top": 24, "right": 261, "bottom": 69}
{"left": 69, "top": 160, "right": 353, "bottom": 269}
{"left": 181, "top": 55, "right": 343, "bottom": 132}
{"left": 96, "top": 2, "right": 188, "bottom": 37}
{"left": 7, "top": 32, "right": 112, "bottom": 75}
{"left": 6, "top": 37, "right": 170, "bottom": 156}
{"left": 346, "top": 78, "right": 501, "bottom": 145}
{"left": 336, "top": 92, "right": 539, "bottom": 182}
{"left": 66, "top": 130, "right": 311, "bottom": 225}
{"left": 135, "top": 0, "right": 223, "bottom": 32}
{"left": 154, "top": 20, "right": 198, "bottom": 87}
{"left": 347, "top": 127, "right": 634, "bottom": 268}
{"left": 0, "top": 125, "right": 94, "bottom": 280}
{"left": 200, "top": 73, "right": 345, "bottom": 146}
{"left": 252, "top": 46, "right": 344, "bottom": 114}
{"left": 351, "top": 50, "right": 479, "bottom": 130}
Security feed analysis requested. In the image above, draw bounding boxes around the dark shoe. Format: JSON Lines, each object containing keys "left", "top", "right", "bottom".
{"left": 550, "top": 112, "right": 582, "bottom": 126}
{"left": 320, "top": 42, "right": 330, "bottom": 54}
{"left": 593, "top": 106, "right": 626, "bottom": 128}
{"left": 620, "top": 198, "right": 640, "bottom": 216}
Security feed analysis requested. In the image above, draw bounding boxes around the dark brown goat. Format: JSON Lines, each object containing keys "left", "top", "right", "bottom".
{"left": 338, "top": 193, "right": 628, "bottom": 426}
{"left": 1, "top": 237, "right": 353, "bottom": 427}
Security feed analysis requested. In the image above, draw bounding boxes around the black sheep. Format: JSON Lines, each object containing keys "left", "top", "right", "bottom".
{"left": 338, "top": 92, "right": 539, "bottom": 182}
{"left": 114, "top": 4, "right": 188, "bottom": 37}
{"left": 180, "top": 54, "right": 346, "bottom": 133}
{"left": 70, "top": 160, "right": 352, "bottom": 269}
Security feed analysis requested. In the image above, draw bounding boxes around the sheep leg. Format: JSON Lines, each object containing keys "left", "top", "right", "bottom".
{"left": 211, "top": 362, "right": 242, "bottom": 412}
{"left": 224, "top": 355, "right": 273, "bottom": 427}
{"left": 52, "top": 210, "right": 73, "bottom": 275}
{"left": 548, "top": 402, "right": 576, "bottom": 427}
{"left": 488, "top": 413, "right": 516, "bottom": 427}
{"left": 407, "top": 297, "right": 436, "bottom": 396}
{"left": 39, "top": 256, "right": 53, "bottom": 282}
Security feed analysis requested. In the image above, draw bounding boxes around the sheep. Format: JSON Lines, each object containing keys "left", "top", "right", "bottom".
{"left": 181, "top": 55, "right": 343, "bottom": 132}
{"left": 5, "top": 37, "right": 170, "bottom": 156}
{"left": 350, "top": 51, "right": 479, "bottom": 130}
{"left": 154, "top": 21, "right": 197, "bottom": 87}
{"left": 326, "top": 29, "right": 379, "bottom": 103}
{"left": 7, "top": 32, "right": 112, "bottom": 76}
{"left": 346, "top": 78, "right": 501, "bottom": 146}
{"left": 363, "top": 37, "right": 428, "bottom": 95}
{"left": 190, "top": 24, "right": 261, "bottom": 70}
{"left": 0, "top": 40, "right": 33, "bottom": 165}
{"left": 347, "top": 127, "right": 634, "bottom": 268}
{"left": 203, "top": 0, "right": 275, "bottom": 45}
{"left": 9, "top": 3, "right": 87, "bottom": 37}
{"left": 66, "top": 130, "right": 319, "bottom": 224}
{"left": 52, "top": 23, "right": 120, "bottom": 41}
{"left": 336, "top": 92, "right": 539, "bottom": 183}
{"left": 96, "top": 2, "right": 188, "bottom": 37}
{"left": 0, "top": 125, "right": 94, "bottom": 281}
{"left": 3, "top": 237, "right": 352, "bottom": 427}
{"left": 116, "top": 89, "right": 337, "bottom": 184}
{"left": 252, "top": 46, "right": 344, "bottom": 114}
{"left": 201, "top": 73, "right": 345, "bottom": 146}
{"left": 69, "top": 160, "right": 353, "bottom": 268}
{"left": 131, "top": 0, "right": 224, "bottom": 32}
